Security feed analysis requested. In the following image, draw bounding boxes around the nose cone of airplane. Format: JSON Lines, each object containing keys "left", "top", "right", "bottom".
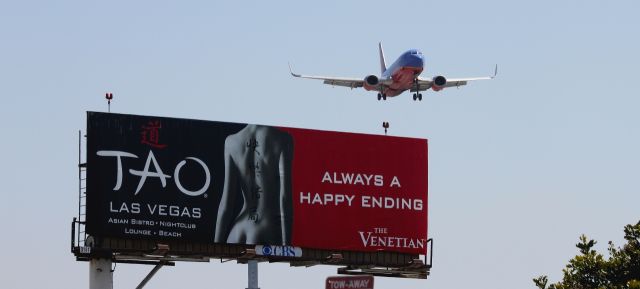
{"left": 412, "top": 53, "right": 424, "bottom": 68}
{"left": 404, "top": 50, "right": 424, "bottom": 68}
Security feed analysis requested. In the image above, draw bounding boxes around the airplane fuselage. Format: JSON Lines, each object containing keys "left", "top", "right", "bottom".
{"left": 380, "top": 49, "right": 424, "bottom": 97}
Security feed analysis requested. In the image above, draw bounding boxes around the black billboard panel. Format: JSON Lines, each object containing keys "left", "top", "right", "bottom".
{"left": 86, "top": 112, "right": 243, "bottom": 242}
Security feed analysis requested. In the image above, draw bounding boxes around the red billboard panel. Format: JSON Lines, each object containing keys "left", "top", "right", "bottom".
{"left": 281, "top": 128, "right": 428, "bottom": 254}
{"left": 86, "top": 112, "right": 427, "bottom": 254}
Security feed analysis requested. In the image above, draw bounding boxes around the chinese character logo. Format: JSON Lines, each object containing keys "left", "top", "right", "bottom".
{"left": 141, "top": 120, "right": 167, "bottom": 149}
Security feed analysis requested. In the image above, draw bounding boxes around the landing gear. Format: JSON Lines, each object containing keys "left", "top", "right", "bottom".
{"left": 377, "top": 93, "right": 387, "bottom": 101}
{"left": 377, "top": 93, "right": 381, "bottom": 101}
{"left": 413, "top": 79, "right": 423, "bottom": 101}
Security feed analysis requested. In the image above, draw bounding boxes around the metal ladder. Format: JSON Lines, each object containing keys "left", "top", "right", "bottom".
{"left": 77, "top": 130, "right": 87, "bottom": 248}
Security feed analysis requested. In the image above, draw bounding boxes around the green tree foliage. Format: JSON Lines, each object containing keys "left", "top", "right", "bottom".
{"left": 533, "top": 221, "right": 640, "bottom": 289}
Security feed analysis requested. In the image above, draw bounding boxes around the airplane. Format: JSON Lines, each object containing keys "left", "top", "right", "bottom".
{"left": 289, "top": 43, "right": 497, "bottom": 101}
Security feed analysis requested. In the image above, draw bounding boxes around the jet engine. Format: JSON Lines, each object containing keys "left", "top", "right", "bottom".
{"left": 432, "top": 76, "right": 447, "bottom": 91}
{"left": 363, "top": 75, "right": 379, "bottom": 91}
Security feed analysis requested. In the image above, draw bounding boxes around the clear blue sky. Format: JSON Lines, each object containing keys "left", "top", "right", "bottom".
{"left": 1, "top": 0, "right": 638, "bottom": 288}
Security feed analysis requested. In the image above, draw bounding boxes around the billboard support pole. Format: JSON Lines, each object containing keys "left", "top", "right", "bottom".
{"left": 136, "top": 261, "right": 166, "bottom": 289}
{"left": 89, "top": 258, "right": 113, "bottom": 289}
{"left": 247, "top": 260, "right": 260, "bottom": 289}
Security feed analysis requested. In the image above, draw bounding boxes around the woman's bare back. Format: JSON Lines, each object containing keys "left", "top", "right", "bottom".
{"left": 215, "top": 125, "right": 293, "bottom": 245}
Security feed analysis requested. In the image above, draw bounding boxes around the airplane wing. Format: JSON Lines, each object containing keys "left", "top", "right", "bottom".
{"left": 412, "top": 65, "right": 498, "bottom": 92}
{"left": 289, "top": 64, "right": 366, "bottom": 89}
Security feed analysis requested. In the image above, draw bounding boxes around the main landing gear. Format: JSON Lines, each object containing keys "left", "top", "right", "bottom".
{"left": 413, "top": 79, "right": 423, "bottom": 101}
{"left": 377, "top": 93, "right": 387, "bottom": 101}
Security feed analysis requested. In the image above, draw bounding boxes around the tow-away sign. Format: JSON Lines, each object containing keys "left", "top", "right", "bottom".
{"left": 326, "top": 276, "right": 374, "bottom": 289}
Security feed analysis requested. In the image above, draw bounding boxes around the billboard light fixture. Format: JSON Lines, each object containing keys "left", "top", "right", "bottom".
{"left": 105, "top": 92, "right": 113, "bottom": 113}
{"left": 143, "top": 244, "right": 169, "bottom": 258}
{"left": 326, "top": 254, "right": 343, "bottom": 263}
{"left": 239, "top": 248, "right": 257, "bottom": 260}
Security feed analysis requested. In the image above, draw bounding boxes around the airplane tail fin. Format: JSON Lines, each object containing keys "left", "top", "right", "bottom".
{"left": 378, "top": 42, "right": 387, "bottom": 75}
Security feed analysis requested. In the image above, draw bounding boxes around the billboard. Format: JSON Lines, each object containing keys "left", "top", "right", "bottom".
{"left": 86, "top": 112, "right": 428, "bottom": 254}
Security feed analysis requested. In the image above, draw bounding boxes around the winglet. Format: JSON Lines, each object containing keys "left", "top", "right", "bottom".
{"left": 288, "top": 62, "right": 301, "bottom": 78}
{"left": 492, "top": 64, "right": 498, "bottom": 79}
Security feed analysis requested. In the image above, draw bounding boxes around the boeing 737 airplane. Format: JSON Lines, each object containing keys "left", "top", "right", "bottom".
{"left": 289, "top": 43, "right": 496, "bottom": 101}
